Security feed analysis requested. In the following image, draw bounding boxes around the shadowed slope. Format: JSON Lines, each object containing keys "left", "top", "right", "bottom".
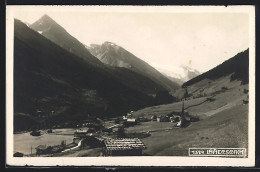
{"left": 30, "top": 14, "right": 102, "bottom": 65}
{"left": 14, "top": 19, "right": 158, "bottom": 131}
{"left": 183, "top": 49, "right": 249, "bottom": 87}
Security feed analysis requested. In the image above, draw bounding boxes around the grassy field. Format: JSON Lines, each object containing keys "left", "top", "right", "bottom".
{"left": 139, "top": 104, "right": 248, "bottom": 156}
{"left": 133, "top": 80, "right": 248, "bottom": 119}
{"left": 126, "top": 81, "right": 249, "bottom": 156}
{"left": 14, "top": 131, "right": 74, "bottom": 155}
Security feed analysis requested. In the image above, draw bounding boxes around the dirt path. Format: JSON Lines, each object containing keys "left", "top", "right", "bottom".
{"left": 203, "top": 97, "right": 243, "bottom": 117}
{"left": 59, "top": 147, "right": 103, "bottom": 157}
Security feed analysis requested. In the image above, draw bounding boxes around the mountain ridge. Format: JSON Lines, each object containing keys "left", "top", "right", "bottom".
{"left": 183, "top": 49, "right": 249, "bottom": 87}
{"left": 170, "top": 49, "right": 249, "bottom": 101}
{"left": 87, "top": 41, "right": 180, "bottom": 91}
{"left": 30, "top": 15, "right": 177, "bottom": 95}
{"left": 30, "top": 14, "right": 103, "bottom": 65}
{"left": 14, "top": 19, "right": 172, "bottom": 131}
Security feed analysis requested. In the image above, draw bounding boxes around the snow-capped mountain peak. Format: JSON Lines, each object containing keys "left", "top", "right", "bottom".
{"left": 151, "top": 64, "right": 200, "bottom": 85}
{"left": 180, "top": 65, "right": 200, "bottom": 74}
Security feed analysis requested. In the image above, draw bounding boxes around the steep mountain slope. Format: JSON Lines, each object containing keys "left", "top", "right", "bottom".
{"left": 30, "top": 14, "right": 102, "bottom": 65}
{"left": 173, "top": 49, "right": 249, "bottom": 100}
{"left": 183, "top": 49, "right": 249, "bottom": 87}
{"left": 87, "top": 42, "right": 179, "bottom": 91}
{"left": 29, "top": 15, "right": 172, "bottom": 96}
{"left": 14, "top": 19, "right": 162, "bottom": 131}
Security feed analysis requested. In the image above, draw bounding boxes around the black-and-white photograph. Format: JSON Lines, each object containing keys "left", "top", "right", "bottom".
{"left": 6, "top": 5, "right": 255, "bottom": 166}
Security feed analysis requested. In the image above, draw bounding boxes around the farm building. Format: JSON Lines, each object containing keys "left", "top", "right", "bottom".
{"left": 103, "top": 138, "right": 146, "bottom": 156}
{"left": 170, "top": 116, "right": 180, "bottom": 122}
{"left": 123, "top": 112, "right": 134, "bottom": 120}
{"left": 126, "top": 118, "right": 136, "bottom": 123}
{"left": 243, "top": 99, "right": 249, "bottom": 104}
{"left": 126, "top": 112, "right": 133, "bottom": 118}
{"left": 151, "top": 115, "right": 157, "bottom": 121}
{"left": 137, "top": 117, "right": 149, "bottom": 122}
{"left": 13, "top": 152, "right": 23, "bottom": 157}
{"left": 170, "top": 113, "right": 199, "bottom": 123}
{"left": 123, "top": 118, "right": 137, "bottom": 127}
{"left": 206, "top": 97, "right": 216, "bottom": 102}
{"left": 157, "top": 116, "right": 170, "bottom": 122}
{"left": 74, "top": 129, "right": 90, "bottom": 138}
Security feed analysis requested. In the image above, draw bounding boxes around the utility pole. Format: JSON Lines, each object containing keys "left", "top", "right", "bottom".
{"left": 182, "top": 99, "right": 185, "bottom": 114}
{"left": 181, "top": 86, "right": 188, "bottom": 128}
{"left": 181, "top": 99, "right": 185, "bottom": 128}
{"left": 50, "top": 110, "right": 54, "bottom": 129}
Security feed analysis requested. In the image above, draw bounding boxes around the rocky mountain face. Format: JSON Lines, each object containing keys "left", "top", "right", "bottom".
{"left": 87, "top": 42, "right": 180, "bottom": 91}
{"left": 87, "top": 42, "right": 132, "bottom": 68}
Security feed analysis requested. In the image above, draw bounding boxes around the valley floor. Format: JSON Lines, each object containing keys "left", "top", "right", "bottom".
{"left": 14, "top": 81, "right": 249, "bottom": 157}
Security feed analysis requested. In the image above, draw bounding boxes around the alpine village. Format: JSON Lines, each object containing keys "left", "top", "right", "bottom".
{"left": 13, "top": 15, "right": 249, "bottom": 157}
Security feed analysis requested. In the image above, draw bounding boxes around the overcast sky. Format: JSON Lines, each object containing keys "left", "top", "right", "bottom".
{"left": 10, "top": 6, "right": 249, "bottom": 73}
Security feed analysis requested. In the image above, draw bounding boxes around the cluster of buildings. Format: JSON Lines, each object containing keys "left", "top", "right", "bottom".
{"left": 73, "top": 128, "right": 147, "bottom": 156}
{"left": 151, "top": 112, "right": 185, "bottom": 123}
{"left": 70, "top": 100, "right": 199, "bottom": 156}
{"left": 122, "top": 111, "right": 138, "bottom": 126}
{"left": 70, "top": 111, "right": 149, "bottom": 156}
{"left": 150, "top": 100, "right": 200, "bottom": 127}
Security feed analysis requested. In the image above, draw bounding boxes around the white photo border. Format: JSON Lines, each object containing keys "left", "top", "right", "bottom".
{"left": 6, "top": 5, "right": 255, "bottom": 167}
